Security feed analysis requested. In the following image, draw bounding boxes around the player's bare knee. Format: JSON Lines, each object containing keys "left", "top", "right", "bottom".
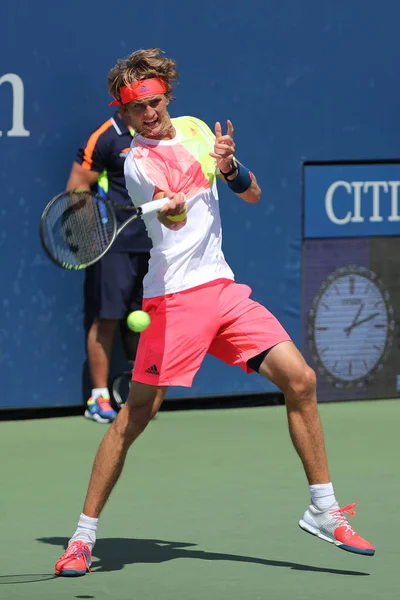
{"left": 113, "top": 403, "right": 151, "bottom": 443}
{"left": 127, "top": 403, "right": 153, "bottom": 436}
{"left": 286, "top": 366, "right": 316, "bottom": 406}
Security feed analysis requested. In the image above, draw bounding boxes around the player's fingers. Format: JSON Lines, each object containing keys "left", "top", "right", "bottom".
{"left": 214, "top": 121, "right": 222, "bottom": 139}
{"left": 214, "top": 142, "right": 235, "bottom": 153}
{"left": 174, "top": 192, "right": 186, "bottom": 205}
{"left": 209, "top": 152, "right": 234, "bottom": 162}
{"left": 171, "top": 192, "right": 186, "bottom": 213}
{"left": 162, "top": 193, "right": 186, "bottom": 216}
{"left": 216, "top": 134, "right": 234, "bottom": 145}
{"left": 158, "top": 194, "right": 176, "bottom": 214}
{"left": 158, "top": 190, "right": 173, "bottom": 209}
{"left": 227, "top": 120, "right": 234, "bottom": 138}
{"left": 158, "top": 203, "right": 172, "bottom": 215}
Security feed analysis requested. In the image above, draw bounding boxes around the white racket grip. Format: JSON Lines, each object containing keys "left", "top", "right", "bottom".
{"left": 140, "top": 197, "right": 172, "bottom": 215}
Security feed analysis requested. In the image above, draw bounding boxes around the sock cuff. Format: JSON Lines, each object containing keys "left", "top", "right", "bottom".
{"left": 79, "top": 513, "right": 99, "bottom": 528}
{"left": 309, "top": 482, "right": 334, "bottom": 494}
{"left": 91, "top": 388, "right": 110, "bottom": 400}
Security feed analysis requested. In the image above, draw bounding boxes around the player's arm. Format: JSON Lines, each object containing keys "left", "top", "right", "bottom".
{"left": 66, "top": 161, "right": 99, "bottom": 191}
{"left": 217, "top": 160, "right": 261, "bottom": 204}
{"left": 211, "top": 120, "right": 261, "bottom": 204}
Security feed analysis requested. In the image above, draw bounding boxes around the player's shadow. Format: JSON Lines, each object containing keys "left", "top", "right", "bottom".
{"left": 37, "top": 537, "right": 370, "bottom": 577}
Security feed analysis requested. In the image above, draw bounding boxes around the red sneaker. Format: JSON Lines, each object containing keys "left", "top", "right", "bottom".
{"left": 55, "top": 541, "right": 92, "bottom": 576}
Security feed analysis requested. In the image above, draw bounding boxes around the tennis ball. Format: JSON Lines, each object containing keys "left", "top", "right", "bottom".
{"left": 127, "top": 310, "right": 151, "bottom": 332}
{"left": 167, "top": 207, "right": 187, "bottom": 222}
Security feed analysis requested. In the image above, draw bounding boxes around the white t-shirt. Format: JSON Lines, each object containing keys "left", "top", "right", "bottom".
{"left": 124, "top": 116, "right": 234, "bottom": 298}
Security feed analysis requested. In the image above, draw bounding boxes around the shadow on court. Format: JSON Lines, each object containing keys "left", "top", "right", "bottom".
{"left": 35, "top": 537, "right": 370, "bottom": 577}
{"left": 0, "top": 574, "right": 57, "bottom": 584}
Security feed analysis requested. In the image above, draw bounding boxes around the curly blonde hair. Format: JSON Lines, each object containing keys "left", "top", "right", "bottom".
{"left": 108, "top": 48, "right": 179, "bottom": 104}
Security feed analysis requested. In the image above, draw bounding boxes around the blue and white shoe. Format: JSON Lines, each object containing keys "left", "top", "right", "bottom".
{"left": 84, "top": 394, "right": 117, "bottom": 423}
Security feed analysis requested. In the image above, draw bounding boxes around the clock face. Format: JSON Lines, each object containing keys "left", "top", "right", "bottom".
{"left": 309, "top": 265, "right": 394, "bottom": 386}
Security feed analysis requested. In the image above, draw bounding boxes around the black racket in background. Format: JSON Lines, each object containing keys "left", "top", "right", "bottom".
{"left": 112, "top": 364, "right": 133, "bottom": 410}
{"left": 39, "top": 190, "right": 168, "bottom": 270}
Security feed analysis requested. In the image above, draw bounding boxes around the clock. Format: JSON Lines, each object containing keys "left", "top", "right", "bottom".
{"left": 308, "top": 265, "right": 395, "bottom": 388}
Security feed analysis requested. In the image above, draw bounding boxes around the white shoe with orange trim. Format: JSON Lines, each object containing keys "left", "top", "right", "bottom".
{"left": 299, "top": 503, "right": 375, "bottom": 556}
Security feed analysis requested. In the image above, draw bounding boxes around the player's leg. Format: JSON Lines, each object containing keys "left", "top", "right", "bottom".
{"left": 209, "top": 281, "right": 375, "bottom": 555}
{"left": 55, "top": 281, "right": 220, "bottom": 576}
{"left": 257, "top": 342, "right": 329, "bottom": 485}
{"left": 86, "top": 317, "right": 118, "bottom": 384}
{"left": 82, "top": 382, "right": 164, "bottom": 518}
{"left": 256, "top": 343, "right": 374, "bottom": 555}
{"left": 55, "top": 382, "right": 166, "bottom": 577}
{"left": 81, "top": 283, "right": 216, "bottom": 524}
{"left": 85, "top": 290, "right": 118, "bottom": 422}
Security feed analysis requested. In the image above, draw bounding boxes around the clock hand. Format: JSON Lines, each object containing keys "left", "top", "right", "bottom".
{"left": 350, "top": 312, "right": 381, "bottom": 329}
{"left": 344, "top": 302, "right": 365, "bottom": 336}
{"left": 352, "top": 303, "right": 364, "bottom": 325}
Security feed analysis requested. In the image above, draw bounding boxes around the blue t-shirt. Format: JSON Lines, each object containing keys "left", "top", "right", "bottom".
{"left": 76, "top": 112, "right": 151, "bottom": 253}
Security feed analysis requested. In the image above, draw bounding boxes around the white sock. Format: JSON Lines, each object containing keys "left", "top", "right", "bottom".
{"left": 91, "top": 388, "right": 109, "bottom": 401}
{"left": 69, "top": 513, "right": 98, "bottom": 550}
{"left": 309, "top": 482, "right": 338, "bottom": 511}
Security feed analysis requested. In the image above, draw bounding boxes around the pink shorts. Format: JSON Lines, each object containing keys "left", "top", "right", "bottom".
{"left": 133, "top": 278, "right": 291, "bottom": 387}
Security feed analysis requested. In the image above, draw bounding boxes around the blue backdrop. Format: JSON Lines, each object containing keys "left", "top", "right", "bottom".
{"left": 1, "top": 0, "right": 400, "bottom": 408}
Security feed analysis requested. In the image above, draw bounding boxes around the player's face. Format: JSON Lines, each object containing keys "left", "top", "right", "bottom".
{"left": 125, "top": 95, "right": 171, "bottom": 139}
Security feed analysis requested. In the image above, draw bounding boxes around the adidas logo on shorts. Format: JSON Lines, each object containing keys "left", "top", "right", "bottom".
{"left": 145, "top": 364, "right": 159, "bottom": 375}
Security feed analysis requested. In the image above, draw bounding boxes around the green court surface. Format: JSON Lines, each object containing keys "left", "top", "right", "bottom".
{"left": 1, "top": 399, "right": 399, "bottom": 600}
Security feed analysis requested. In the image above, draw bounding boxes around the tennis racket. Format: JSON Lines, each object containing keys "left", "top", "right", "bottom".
{"left": 40, "top": 190, "right": 169, "bottom": 270}
{"left": 112, "top": 366, "right": 133, "bottom": 410}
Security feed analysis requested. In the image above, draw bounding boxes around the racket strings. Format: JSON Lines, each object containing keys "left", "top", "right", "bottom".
{"left": 42, "top": 192, "right": 116, "bottom": 268}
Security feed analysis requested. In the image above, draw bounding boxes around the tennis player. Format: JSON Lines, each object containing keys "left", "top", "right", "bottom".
{"left": 55, "top": 48, "right": 375, "bottom": 576}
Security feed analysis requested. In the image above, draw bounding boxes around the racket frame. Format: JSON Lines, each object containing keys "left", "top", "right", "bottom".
{"left": 39, "top": 191, "right": 169, "bottom": 270}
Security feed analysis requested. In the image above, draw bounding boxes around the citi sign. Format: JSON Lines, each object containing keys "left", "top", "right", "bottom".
{"left": 326, "top": 180, "right": 400, "bottom": 224}
{"left": 304, "top": 165, "right": 400, "bottom": 238}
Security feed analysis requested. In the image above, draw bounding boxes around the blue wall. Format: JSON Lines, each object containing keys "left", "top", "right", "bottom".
{"left": 1, "top": 0, "right": 400, "bottom": 408}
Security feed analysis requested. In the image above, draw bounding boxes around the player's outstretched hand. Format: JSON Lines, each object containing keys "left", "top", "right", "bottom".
{"left": 209, "top": 120, "right": 235, "bottom": 173}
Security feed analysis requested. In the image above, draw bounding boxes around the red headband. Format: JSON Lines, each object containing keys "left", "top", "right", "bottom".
{"left": 109, "top": 77, "right": 167, "bottom": 106}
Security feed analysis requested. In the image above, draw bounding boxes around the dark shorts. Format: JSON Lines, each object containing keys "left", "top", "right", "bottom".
{"left": 84, "top": 252, "right": 150, "bottom": 327}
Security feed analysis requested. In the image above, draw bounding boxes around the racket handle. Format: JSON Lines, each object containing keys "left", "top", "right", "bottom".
{"left": 140, "top": 197, "right": 172, "bottom": 215}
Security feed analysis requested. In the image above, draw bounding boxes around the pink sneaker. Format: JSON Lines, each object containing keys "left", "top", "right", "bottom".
{"left": 55, "top": 541, "right": 92, "bottom": 576}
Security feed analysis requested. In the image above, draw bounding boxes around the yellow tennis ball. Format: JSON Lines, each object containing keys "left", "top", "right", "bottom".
{"left": 127, "top": 310, "right": 151, "bottom": 332}
{"left": 167, "top": 207, "right": 187, "bottom": 222}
